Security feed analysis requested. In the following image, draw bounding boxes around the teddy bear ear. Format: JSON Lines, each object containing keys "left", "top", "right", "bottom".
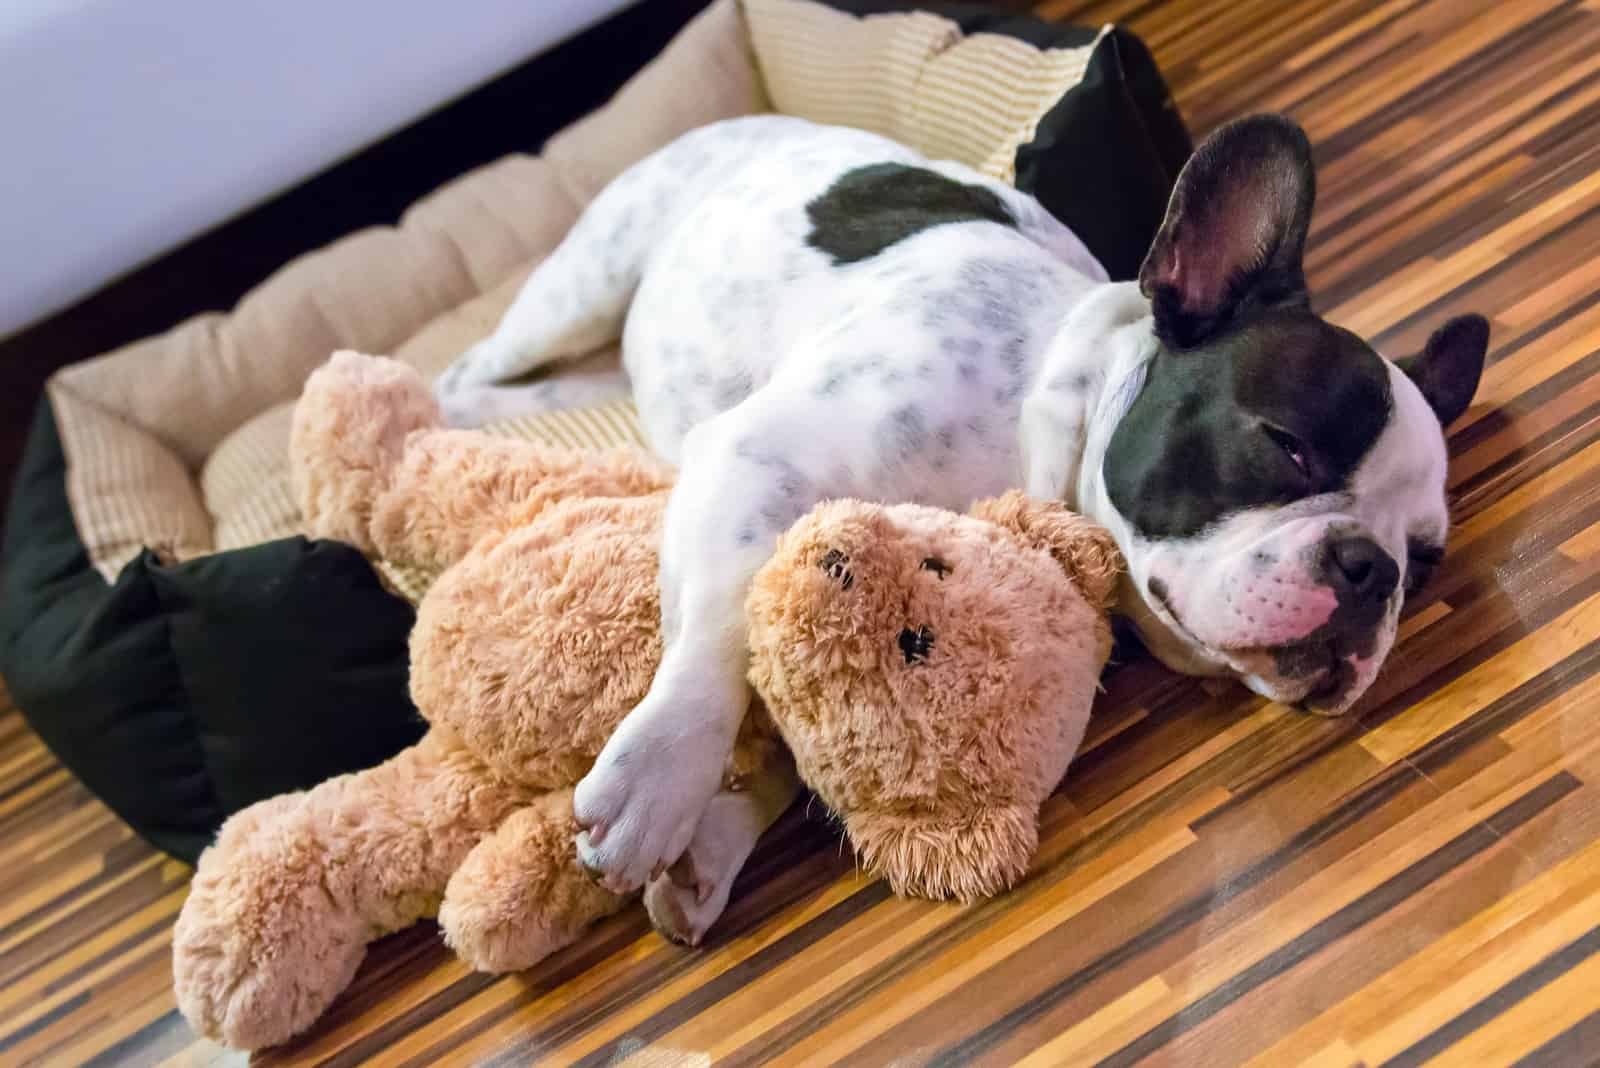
{"left": 969, "top": 491, "right": 1123, "bottom": 612}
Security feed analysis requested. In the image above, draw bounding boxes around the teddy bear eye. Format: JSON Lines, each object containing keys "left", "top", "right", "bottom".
{"left": 920, "top": 556, "right": 951, "bottom": 578}
{"left": 818, "top": 548, "right": 854, "bottom": 588}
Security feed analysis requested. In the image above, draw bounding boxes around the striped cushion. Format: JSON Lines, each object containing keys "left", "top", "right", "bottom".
{"left": 745, "top": 0, "right": 1105, "bottom": 183}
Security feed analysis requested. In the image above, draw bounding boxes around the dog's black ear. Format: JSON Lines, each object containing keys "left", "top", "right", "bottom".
{"left": 1139, "top": 114, "right": 1315, "bottom": 349}
{"left": 1397, "top": 314, "right": 1489, "bottom": 427}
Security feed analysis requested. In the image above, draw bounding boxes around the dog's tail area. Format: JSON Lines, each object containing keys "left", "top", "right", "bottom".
{"left": 440, "top": 131, "right": 722, "bottom": 392}
{"left": 291, "top": 351, "right": 442, "bottom": 555}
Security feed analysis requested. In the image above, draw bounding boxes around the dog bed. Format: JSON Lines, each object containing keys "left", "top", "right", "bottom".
{"left": 0, "top": 0, "right": 1190, "bottom": 863}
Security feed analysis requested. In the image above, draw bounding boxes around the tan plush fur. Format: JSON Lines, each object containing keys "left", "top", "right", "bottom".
{"left": 173, "top": 351, "right": 1118, "bottom": 1049}
{"left": 748, "top": 496, "right": 1119, "bottom": 903}
{"left": 175, "top": 352, "right": 779, "bottom": 1049}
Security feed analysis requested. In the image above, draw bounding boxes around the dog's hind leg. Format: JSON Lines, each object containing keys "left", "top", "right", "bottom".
{"left": 435, "top": 120, "right": 772, "bottom": 426}
{"left": 644, "top": 757, "right": 801, "bottom": 947}
{"left": 434, "top": 347, "right": 631, "bottom": 428}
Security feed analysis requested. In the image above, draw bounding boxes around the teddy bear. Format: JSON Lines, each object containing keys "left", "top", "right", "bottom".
{"left": 171, "top": 351, "right": 1120, "bottom": 1050}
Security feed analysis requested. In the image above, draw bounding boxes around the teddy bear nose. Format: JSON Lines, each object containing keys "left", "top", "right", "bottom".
{"left": 818, "top": 548, "right": 854, "bottom": 589}
{"left": 899, "top": 625, "right": 935, "bottom": 664}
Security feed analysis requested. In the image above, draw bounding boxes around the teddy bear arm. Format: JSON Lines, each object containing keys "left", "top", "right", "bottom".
{"left": 368, "top": 432, "right": 676, "bottom": 571}
{"left": 292, "top": 351, "right": 673, "bottom": 570}
{"left": 172, "top": 729, "right": 529, "bottom": 1049}
{"left": 439, "top": 789, "right": 629, "bottom": 974}
{"left": 292, "top": 351, "right": 444, "bottom": 553}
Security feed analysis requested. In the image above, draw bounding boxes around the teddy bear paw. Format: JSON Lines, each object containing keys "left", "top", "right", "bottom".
{"left": 172, "top": 899, "right": 367, "bottom": 1050}
{"left": 439, "top": 798, "right": 629, "bottom": 974}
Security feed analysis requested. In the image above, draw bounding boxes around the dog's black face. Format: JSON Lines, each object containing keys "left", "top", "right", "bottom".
{"left": 1106, "top": 312, "right": 1393, "bottom": 541}
{"left": 1097, "top": 115, "right": 1488, "bottom": 713}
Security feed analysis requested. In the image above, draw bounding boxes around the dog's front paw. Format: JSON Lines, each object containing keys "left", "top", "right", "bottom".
{"left": 573, "top": 701, "right": 728, "bottom": 895}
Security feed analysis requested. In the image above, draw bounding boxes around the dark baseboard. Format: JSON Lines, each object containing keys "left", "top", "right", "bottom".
{"left": 0, "top": 0, "right": 713, "bottom": 530}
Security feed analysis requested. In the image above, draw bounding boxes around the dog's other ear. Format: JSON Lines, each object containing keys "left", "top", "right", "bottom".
{"left": 1139, "top": 114, "right": 1315, "bottom": 349}
{"left": 1397, "top": 314, "right": 1489, "bottom": 427}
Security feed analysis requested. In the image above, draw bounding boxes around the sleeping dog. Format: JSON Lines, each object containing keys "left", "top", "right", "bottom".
{"left": 435, "top": 113, "right": 1487, "bottom": 941}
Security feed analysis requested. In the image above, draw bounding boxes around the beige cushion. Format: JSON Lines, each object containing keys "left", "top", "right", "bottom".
{"left": 49, "top": 0, "right": 1109, "bottom": 586}
{"left": 50, "top": 384, "right": 214, "bottom": 570}
{"left": 51, "top": 0, "right": 754, "bottom": 582}
{"left": 198, "top": 267, "right": 608, "bottom": 558}
{"left": 202, "top": 403, "right": 298, "bottom": 553}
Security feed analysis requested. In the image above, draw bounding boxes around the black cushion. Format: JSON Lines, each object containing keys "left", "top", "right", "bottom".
{"left": 821, "top": 1, "right": 1193, "bottom": 281}
{"left": 0, "top": 400, "right": 424, "bottom": 863}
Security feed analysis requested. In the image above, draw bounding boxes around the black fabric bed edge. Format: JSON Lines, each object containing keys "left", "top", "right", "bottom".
{"left": 0, "top": 399, "right": 425, "bottom": 863}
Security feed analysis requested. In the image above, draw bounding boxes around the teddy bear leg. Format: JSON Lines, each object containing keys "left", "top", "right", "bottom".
{"left": 173, "top": 730, "right": 527, "bottom": 1049}
{"left": 439, "top": 789, "right": 629, "bottom": 973}
{"left": 173, "top": 792, "right": 370, "bottom": 1051}
{"left": 644, "top": 758, "right": 801, "bottom": 947}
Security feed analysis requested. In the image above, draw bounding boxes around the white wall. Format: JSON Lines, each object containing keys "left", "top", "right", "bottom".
{"left": 0, "top": 0, "right": 633, "bottom": 339}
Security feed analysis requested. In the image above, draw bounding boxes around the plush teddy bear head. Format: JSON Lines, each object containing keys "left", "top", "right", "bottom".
{"left": 746, "top": 491, "right": 1121, "bottom": 902}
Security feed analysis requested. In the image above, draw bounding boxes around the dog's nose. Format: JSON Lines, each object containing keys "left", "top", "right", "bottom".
{"left": 1322, "top": 536, "right": 1398, "bottom": 604}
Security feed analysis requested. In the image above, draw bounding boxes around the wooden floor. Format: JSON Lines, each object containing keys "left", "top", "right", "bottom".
{"left": 4, "top": 0, "right": 1600, "bottom": 1063}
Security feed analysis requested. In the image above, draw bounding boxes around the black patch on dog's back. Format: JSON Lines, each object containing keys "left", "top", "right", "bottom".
{"left": 806, "top": 164, "right": 1017, "bottom": 265}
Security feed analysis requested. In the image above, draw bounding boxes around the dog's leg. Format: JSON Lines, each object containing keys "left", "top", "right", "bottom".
{"left": 436, "top": 129, "right": 738, "bottom": 427}
{"left": 434, "top": 348, "right": 630, "bottom": 428}
{"left": 644, "top": 758, "right": 801, "bottom": 946}
{"left": 572, "top": 393, "right": 837, "bottom": 892}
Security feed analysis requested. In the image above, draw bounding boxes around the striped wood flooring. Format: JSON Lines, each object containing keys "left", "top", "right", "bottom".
{"left": 3, "top": 0, "right": 1599, "bottom": 1063}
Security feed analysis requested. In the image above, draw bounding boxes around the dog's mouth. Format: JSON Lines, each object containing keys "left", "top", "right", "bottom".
{"left": 1146, "top": 577, "right": 1357, "bottom": 713}
{"left": 1275, "top": 639, "right": 1358, "bottom": 714}
{"left": 1301, "top": 662, "right": 1354, "bottom": 710}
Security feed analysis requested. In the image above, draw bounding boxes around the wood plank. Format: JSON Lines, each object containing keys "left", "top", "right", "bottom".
{"left": 3, "top": 0, "right": 1599, "bottom": 1062}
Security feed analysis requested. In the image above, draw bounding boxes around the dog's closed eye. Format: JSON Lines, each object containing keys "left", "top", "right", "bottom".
{"left": 920, "top": 556, "right": 951, "bottom": 578}
{"left": 1262, "top": 423, "right": 1312, "bottom": 482}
